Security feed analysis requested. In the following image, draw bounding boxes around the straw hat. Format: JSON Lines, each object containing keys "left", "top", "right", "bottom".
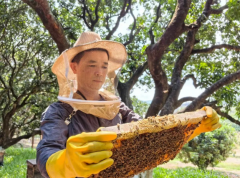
{"left": 52, "top": 31, "right": 127, "bottom": 78}
{"left": 51, "top": 31, "right": 127, "bottom": 98}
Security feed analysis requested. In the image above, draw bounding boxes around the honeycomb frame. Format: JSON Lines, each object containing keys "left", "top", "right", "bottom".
{"left": 95, "top": 110, "right": 206, "bottom": 178}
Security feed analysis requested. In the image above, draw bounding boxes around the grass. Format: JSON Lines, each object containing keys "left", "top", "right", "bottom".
{"left": 0, "top": 147, "right": 36, "bottom": 178}
{"left": 216, "top": 162, "right": 240, "bottom": 171}
{"left": 0, "top": 147, "right": 236, "bottom": 178}
{"left": 153, "top": 167, "right": 228, "bottom": 178}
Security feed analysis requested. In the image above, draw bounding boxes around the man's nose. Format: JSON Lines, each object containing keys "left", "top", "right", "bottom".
{"left": 95, "top": 67, "right": 104, "bottom": 76}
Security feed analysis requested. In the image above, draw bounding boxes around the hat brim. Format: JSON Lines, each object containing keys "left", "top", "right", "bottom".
{"left": 52, "top": 40, "right": 127, "bottom": 80}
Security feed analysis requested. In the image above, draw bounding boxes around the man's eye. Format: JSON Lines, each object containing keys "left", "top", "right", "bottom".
{"left": 102, "top": 66, "right": 108, "bottom": 69}
{"left": 89, "top": 65, "right": 96, "bottom": 67}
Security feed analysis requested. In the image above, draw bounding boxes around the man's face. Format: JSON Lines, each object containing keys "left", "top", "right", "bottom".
{"left": 70, "top": 50, "right": 108, "bottom": 92}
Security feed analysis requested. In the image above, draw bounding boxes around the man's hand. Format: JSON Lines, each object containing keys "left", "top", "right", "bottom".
{"left": 188, "top": 106, "right": 221, "bottom": 141}
{"left": 46, "top": 131, "right": 117, "bottom": 178}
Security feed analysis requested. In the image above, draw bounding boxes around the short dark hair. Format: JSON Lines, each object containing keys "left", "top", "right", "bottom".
{"left": 71, "top": 48, "right": 109, "bottom": 64}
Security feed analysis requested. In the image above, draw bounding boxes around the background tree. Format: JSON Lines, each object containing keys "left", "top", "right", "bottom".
{"left": 0, "top": 0, "right": 58, "bottom": 148}
{"left": 178, "top": 124, "right": 238, "bottom": 170}
{"left": 22, "top": 0, "right": 240, "bottom": 118}
{"left": 131, "top": 96, "right": 150, "bottom": 117}
{"left": 1, "top": 0, "right": 240, "bottom": 151}
{"left": 1, "top": 1, "right": 239, "bottom": 177}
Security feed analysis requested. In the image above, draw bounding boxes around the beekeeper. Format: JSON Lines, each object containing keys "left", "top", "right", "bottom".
{"left": 37, "top": 31, "right": 221, "bottom": 178}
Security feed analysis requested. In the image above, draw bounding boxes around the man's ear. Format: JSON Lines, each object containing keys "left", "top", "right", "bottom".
{"left": 70, "top": 62, "right": 77, "bottom": 74}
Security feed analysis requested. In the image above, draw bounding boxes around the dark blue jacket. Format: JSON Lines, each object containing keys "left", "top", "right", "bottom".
{"left": 36, "top": 101, "right": 141, "bottom": 177}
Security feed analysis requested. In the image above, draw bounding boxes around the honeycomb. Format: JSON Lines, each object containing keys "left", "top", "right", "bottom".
{"left": 90, "top": 110, "right": 206, "bottom": 178}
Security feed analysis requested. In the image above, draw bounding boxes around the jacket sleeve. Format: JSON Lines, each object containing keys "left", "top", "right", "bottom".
{"left": 36, "top": 102, "right": 73, "bottom": 178}
{"left": 119, "top": 102, "right": 142, "bottom": 123}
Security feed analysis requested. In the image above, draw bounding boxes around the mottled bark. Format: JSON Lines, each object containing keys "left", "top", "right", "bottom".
{"left": 22, "top": 0, "right": 70, "bottom": 53}
{"left": 150, "top": 0, "right": 230, "bottom": 116}
{"left": 117, "top": 82, "right": 133, "bottom": 109}
{"left": 146, "top": 0, "right": 192, "bottom": 117}
{"left": 160, "top": 30, "right": 197, "bottom": 116}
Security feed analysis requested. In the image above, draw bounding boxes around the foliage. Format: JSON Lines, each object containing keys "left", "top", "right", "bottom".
{"left": 0, "top": 0, "right": 58, "bottom": 148}
{"left": 0, "top": 147, "right": 36, "bottom": 178}
{"left": 178, "top": 125, "right": 237, "bottom": 170}
{"left": 226, "top": 0, "right": 240, "bottom": 20}
{"left": 1, "top": 0, "right": 240, "bottom": 149}
{"left": 131, "top": 95, "right": 150, "bottom": 118}
{"left": 220, "top": 117, "right": 240, "bottom": 132}
{"left": 153, "top": 167, "right": 227, "bottom": 178}
{"left": 0, "top": 147, "right": 228, "bottom": 178}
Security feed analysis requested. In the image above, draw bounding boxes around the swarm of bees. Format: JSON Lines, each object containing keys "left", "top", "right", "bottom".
{"left": 94, "top": 111, "right": 205, "bottom": 178}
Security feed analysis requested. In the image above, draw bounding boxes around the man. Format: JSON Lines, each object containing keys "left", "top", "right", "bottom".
{"left": 37, "top": 31, "right": 221, "bottom": 178}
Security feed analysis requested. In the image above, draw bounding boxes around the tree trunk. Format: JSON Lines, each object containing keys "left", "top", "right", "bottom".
{"left": 134, "top": 169, "right": 153, "bottom": 178}
{"left": 160, "top": 30, "right": 197, "bottom": 116}
{"left": 117, "top": 82, "right": 133, "bottom": 109}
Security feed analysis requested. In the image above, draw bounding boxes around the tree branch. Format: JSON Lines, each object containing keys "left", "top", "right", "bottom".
{"left": 183, "top": 0, "right": 224, "bottom": 32}
{"left": 8, "top": 48, "right": 17, "bottom": 99}
{"left": 16, "top": 114, "right": 38, "bottom": 128}
{"left": 191, "top": 44, "right": 240, "bottom": 54}
{"left": 79, "top": 0, "right": 91, "bottom": 29}
{"left": 210, "top": 5, "right": 228, "bottom": 14}
{"left": 22, "top": 0, "right": 70, "bottom": 53}
{"left": 0, "top": 76, "right": 8, "bottom": 89}
{"left": 182, "top": 23, "right": 199, "bottom": 32}
{"left": 106, "top": 0, "right": 131, "bottom": 40}
{"left": 2, "top": 91, "right": 11, "bottom": 119}
{"left": 3, "top": 129, "right": 41, "bottom": 149}
{"left": 146, "top": 0, "right": 192, "bottom": 117}
{"left": 175, "top": 97, "right": 196, "bottom": 109}
{"left": 79, "top": 0, "right": 100, "bottom": 31}
{"left": 4, "top": 83, "right": 41, "bottom": 122}
{"left": 217, "top": 109, "right": 240, "bottom": 126}
{"left": 159, "top": 0, "right": 224, "bottom": 116}
{"left": 149, "top": 2, "right": 162, "bottom": 44}
{"left": 184, "top": 70, "right": 240, "bottom": 112}
{"left": 147, "top": 0, "right": 192, "bottom": 78}
{"left": 181, "top": 74, "right": 199, "bottom": 88}
{"left": 127, "top": 61, "right": 148, "bottom": 89}
{"left": 123, "top": 7, "right": 140, "bottom": 46}
{"left": 160, "top": 28, "right": 197, "bottom": 115}
{"left": 93, "top": 0, "right": 101, "bottom": 28}
{"left": 206, "top": 103, "right": 240, "bottom": 126}
{"left": 157, "top": 0, "right": 190, "bottom": 45}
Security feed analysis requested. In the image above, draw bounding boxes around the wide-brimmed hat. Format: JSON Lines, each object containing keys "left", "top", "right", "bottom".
{"left": 52, "top": 31, "right": 127, "bottom": 79}
{"left": 51, "top": 31, "right": 127, "bottom": 98}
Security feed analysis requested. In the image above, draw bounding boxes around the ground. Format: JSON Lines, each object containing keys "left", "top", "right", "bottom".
{"left": 19, "top": 134, "right": 240, "bottom": 177}
{"left": 159, "top": 145, "right": 240, "bottom": 178}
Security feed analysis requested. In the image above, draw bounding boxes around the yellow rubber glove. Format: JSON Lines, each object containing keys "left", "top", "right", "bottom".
{"left": 188, "top": 106, "right": 221, "bottom": 141}
{"left": 46, "top": 131, "right": 117, "bottom": 178}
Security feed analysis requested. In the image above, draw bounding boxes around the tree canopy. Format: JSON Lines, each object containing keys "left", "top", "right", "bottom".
{"left": 0, "top": 0, "right": 240, "bottom": 149}
{"left": 0, "top": 0, "right": 58, "bottom": 148}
